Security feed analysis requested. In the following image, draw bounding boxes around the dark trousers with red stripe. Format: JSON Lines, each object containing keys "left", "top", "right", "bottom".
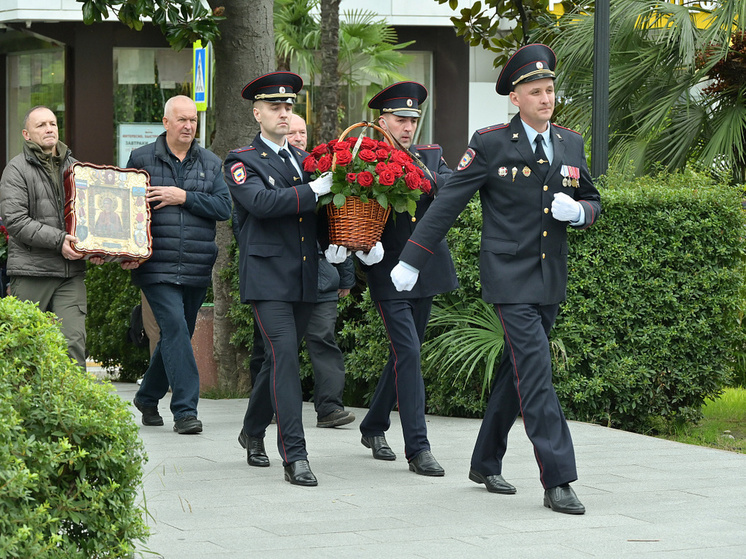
{"left": 470, "top": 303, "right": 577, "bottom": 489}
{"left": 360, "top": 297, "right": 432, "bottom": 461}
{"left": 243, "top": 300, "right": 314, "bottom": 466}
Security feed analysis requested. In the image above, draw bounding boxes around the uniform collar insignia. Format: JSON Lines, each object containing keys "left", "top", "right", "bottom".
{"left": 261, "top": 152, "right": 268, "bottom": 157}
{"left": 512, "top": 133, "right": 519, "bottom": 139}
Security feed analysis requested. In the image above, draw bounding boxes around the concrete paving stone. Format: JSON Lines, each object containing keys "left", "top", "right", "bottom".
{"left": 107, "top": 381, "right": 746, "bottom": 559}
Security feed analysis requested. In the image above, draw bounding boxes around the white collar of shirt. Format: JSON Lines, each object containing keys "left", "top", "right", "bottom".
{"left": 261, "top": 135, "right": 289, "bottom": 155}
{"left": 520, "top": 118, "right": 553, "bottom": 165}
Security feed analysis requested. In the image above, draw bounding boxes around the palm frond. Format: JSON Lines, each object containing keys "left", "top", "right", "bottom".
{"left": 423, "top": 299, "right": 504, "bottom": 399}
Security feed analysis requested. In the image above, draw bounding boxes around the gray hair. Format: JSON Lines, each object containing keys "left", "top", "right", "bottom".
{"left": 163, "top": 95, "right": 197, "bottom": 119}
{"left": 23, "top": 105, "right": 53, "bottom": 131}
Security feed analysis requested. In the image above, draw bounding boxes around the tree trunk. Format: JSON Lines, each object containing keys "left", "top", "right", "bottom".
{"left": 208, "top": 0, "right": 275, "bottom": 394}
{"left": 317, "top": 0, "right": 341, "bottom": 144}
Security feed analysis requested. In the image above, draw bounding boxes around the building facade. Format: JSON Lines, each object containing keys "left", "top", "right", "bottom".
{"left": 0, "top": 0, "right": 514, "bottom": 168}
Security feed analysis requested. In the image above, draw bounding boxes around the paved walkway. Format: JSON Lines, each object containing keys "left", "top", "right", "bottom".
{"left": 112, "top": 382, "right": 746, "bottom": 559}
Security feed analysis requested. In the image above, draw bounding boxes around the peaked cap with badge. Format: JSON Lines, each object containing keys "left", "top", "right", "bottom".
{"left": 368, "top": 81, "right": 428, "bottom": 118}
{"left": 241, "top": 71, "right": 303, "bottom": 103}
{"left": 496, "top": 43, "right": 556, "bottom": 96}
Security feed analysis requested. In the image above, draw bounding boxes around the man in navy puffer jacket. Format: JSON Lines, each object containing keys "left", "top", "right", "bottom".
{"left": 127, "top": 95, "right": 231, "bottom": 435}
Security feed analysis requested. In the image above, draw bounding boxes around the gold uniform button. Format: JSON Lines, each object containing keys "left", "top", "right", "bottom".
{"left": 544, "top": 208, "right": 549, "bottom": 214}
{"left": 543, "top": 231, "right": 547, "bottom": 237}
{"left": 542, "top": 253, "right": 546, "bottom": 259}
{"left": 303, "top": 256, "right": 307, "bottom": 261}
{"left": 299, "top": 217, "right": 303, "bottom": 222}
{"left": 301, "top": 236, "right": 305, "bottom": 241}
{"left": 543, "top": 185, "right": 548, "bottom": 191}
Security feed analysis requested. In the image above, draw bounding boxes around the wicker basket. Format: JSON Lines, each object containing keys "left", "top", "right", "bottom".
{"left": 327, "top": 196, "right": 391, "bottom": 252}
{"left": 326, "top": 122, "right": 394, "bottom": 252}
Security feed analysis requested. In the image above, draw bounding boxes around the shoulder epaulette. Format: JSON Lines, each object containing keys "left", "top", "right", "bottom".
{"left": 552, "top": 124, "right": 581, "bottom": 136}
{"left": 413, "top": 144, "right": 441, "bottom": 151}
{"left": 230, "top": 145, "right": 255, "bottom": 154}
{"left": 477, "top": 123, "right": 509, "bottom": 135}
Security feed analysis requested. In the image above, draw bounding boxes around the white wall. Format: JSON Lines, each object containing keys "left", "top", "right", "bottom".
{"left": 0, "top": 0, "right": 114, "bottom": 22}
{"left": 339, "top": 0, "right": 457, "bottom": 26}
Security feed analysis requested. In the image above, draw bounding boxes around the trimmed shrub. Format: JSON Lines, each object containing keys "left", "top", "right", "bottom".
{"left": 221, "top": 169, "right": 744, "bottom": 434}
{"left": 0, "top": 297, "right": 148, "bottom": 558}
{"left": 552, "top": 168, "right": 746, "bottom": 431}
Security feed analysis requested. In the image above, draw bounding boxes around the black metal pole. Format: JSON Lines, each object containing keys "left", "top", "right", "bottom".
{"left": 591, "top": 0, "right": 610, "bottom": 178}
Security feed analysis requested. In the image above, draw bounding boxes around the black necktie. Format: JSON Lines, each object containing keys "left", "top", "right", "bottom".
{"left": 534, "top": 135, "right": 548, "bottom": 165}
{"left": 279, "top": 149, "right": 297, "bottom": 174}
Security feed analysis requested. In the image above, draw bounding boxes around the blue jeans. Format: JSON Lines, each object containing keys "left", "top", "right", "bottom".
{"left": 135, "top": 283, "right": 207, "bottom": 421}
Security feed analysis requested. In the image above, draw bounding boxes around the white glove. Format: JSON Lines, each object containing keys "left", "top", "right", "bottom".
{"left": 309, "top": 172, "right": 332, "bottom": 195}
{"left": 551, "top": 192, "right": 581, "bottom": 222}
{"left": 356, "top": 241, "right": 384, "bottom": 266}
{"left": 325, "top": 244, "right": 351, "bottom": 264}
{"left": 390, "top": 262, "right": 419, "bottom": 292}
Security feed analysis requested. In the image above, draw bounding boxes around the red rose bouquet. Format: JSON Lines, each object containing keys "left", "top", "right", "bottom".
{"left": 303, "top": 134, "right": 430, "bottom": 217}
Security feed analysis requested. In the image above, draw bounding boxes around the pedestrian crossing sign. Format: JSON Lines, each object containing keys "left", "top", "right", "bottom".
{"left": 193, "top": 41, "right": 210, "bottom": 111}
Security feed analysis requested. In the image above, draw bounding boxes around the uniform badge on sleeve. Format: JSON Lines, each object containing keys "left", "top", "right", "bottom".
{"left": 457, "top": 148, "right": 476, "bottom": 171}
{"left": 231, "top": 162, "right": 246, "bottom": 185}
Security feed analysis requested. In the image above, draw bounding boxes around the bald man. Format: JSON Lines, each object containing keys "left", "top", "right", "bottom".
{"left": 287, "top": 114, "right": 308, "bottom": 151}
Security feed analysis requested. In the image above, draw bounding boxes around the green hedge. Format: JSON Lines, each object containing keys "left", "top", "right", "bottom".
{"left": 551, "top": 168, "right": 746, "bottom": 431}
{"left": 84, "top": 168, "right": 746, "bottom": 435}
{"left": 0, "top": 297, "right": 148, "bottom": 557}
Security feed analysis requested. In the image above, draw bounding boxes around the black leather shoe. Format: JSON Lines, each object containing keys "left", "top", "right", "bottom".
{"left": 361, "top": 435, "right": 396, "bottom": 461}
{"left": 469, "top": 469, "right": 516, "bottom": 494}
{"left": 544, "top": 485, "right": 586, "bottom": 515}
{"left": 317, "top": 409, "right": 356, "bottom": 428}
{"left": 173, "top": 416, "right": 202, "bottom": 434}
{"left": 284, "top": 460, "right": 318, "bottom": 486}
{"left": 408, "top": 450, "right": 445, "bottom": 476}
{"left": 238, "top": 430, "right": 270, "bottom": 467}
{"left": 133, "top": 398, "right": 163, "bottom": 426}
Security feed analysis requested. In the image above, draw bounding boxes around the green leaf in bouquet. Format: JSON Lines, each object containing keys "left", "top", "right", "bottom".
{"left": 376, "top": 194, "right": 388, "bottom": 209}
{"left": 406, "top": 199, "right": 417, "bottom": 216}
{"left": 333, "top": 193, "right": 347, "bottom": 208}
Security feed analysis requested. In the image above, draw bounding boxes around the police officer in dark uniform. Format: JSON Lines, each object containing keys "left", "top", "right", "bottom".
{"left": 357, "top": 81, "right": 459, "bottom": 476}
{"left": 392, "top": 45, "right": 601, "bottom": 512}
{"left": 224, "top": 72, "right": 334, "bottom": 486}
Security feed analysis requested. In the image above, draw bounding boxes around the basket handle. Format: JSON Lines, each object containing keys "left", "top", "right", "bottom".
{"left": 332, "top": 121, "right": 397, "bottom": 172}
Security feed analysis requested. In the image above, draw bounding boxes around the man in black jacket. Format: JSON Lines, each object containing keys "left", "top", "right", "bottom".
{"left": 356, "top": 82, "right": 459, "bottom": 476}
{"left": 128, "top": 95, "right": 232, "bottom": 435}
{"left": 392, "top": 45, "right": 602, "bottom": 514}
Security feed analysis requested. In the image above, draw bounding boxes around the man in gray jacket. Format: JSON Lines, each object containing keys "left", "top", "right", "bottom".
{"left": 0, "top": 106, "right": 88, "bottom": 368}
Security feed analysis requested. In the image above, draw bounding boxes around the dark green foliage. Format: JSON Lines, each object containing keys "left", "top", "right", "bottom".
{"left": 85, "top": 263, "right": 149, "bottom": 382}
{"left": 221, "top": 174, "right": 744, "bottom": 434}
{"left": 0, "top": 297, "right": 148, "bottom": 557}
{"left": 552, "top": 168, "right": 746, "bottom": 431}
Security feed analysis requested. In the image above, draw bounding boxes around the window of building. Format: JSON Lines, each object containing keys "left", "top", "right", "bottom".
{"left": 113, "top": 47, "right": 213, "bottom": 166}
{"left": 6, "top": 48, "right": 65, "bottom": 159}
